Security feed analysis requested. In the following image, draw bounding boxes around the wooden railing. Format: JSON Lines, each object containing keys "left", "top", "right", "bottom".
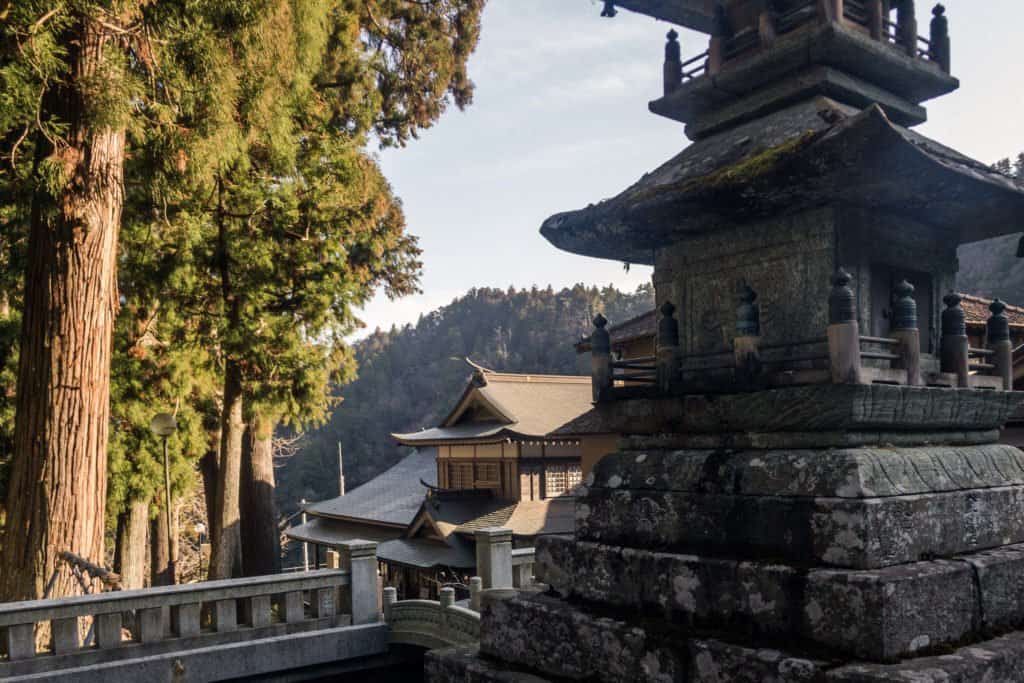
{"left": 662, "top": 0, "right": 951, "bottom": 95}
{"left": 590, "top": 276, "right": 1016, "bottom": 401}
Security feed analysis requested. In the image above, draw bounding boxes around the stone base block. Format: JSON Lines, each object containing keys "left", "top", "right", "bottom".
{"left": 577, "top": 482, "right": 1024, "bottom": 569}
{"left": 425, "top": 644, "right": 552, "bottom": 682}
{"left": 536, "top": 536, "right": 1024, "bottom": 662}
{"left": 478, "top": 594, "right": 686, "bottom": 681}
{"left": 429, "top": 630, "right": 1024, "bottom": 683}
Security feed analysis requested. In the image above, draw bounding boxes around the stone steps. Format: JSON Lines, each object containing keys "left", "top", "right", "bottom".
{"left": 428, "top": 594, "right": 1024, "bottom": 682}
{"left": 536, "top": 534, "right": 1024, "bottom": 662}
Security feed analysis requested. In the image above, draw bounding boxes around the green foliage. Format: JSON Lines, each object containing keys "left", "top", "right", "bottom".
{"left": 0, "top": 0, "right": 485, "bottom": 531}
{"left": 276, "top": 283, "right": 655, "bottom": 509}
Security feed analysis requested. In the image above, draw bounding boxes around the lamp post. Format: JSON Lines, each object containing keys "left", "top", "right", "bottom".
{"left": 150, "top": 412, "right": 178, "bottom": 583}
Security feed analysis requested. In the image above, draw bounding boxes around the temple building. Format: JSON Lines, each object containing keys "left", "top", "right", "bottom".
{"left": 429, "top": 2, "right": 1024, "bottom": 681}
{"left": 287, "top": 363, "right": 611, "bottom": 599}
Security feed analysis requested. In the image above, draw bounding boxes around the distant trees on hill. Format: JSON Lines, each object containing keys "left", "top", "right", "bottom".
{"left": 276, "top": 284, "right": 654, "bottom": 510}
{"left": 958, "top": 152, "right": 1024, "bottom": 304}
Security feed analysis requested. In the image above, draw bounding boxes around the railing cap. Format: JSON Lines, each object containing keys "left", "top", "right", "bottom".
{"left": 339, "top": 539, "right": 378, "bottom": 559}
{"left": 475, "top": 527, "right": 513, "bottom": 542}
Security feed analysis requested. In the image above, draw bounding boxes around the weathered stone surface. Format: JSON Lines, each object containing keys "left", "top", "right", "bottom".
{"left": 827, "top": 631, "right": 1024, "bottom": 681}
{"left": 538, "top": 536, "right": 1024, "bottom": 662}
{"left": 961, "top": 543, "right": 1024, "bottom": 631}
{"left": 592, "top": 384, "right": 1024, "bottom": 436}
{"left": 620, "top": 429, "right": 1002, "bottom": 451}
{"left": 587, "top": 444, "right": 1024, "bottom": 498}
{"left": 688, "top": 638, "right": 828, "bottom": 682}
{"left": 425, "top": 645, "right": 552, "bottom": 683}
{"left": 478, "top": 594, "right": 685, "bottom": 682}
{"left": 577, "top": 484, "right": 1024, "bottom": 569}
{"left": 536, "top": 536, "right": 799, "bottom": 638}
{"left": 804, "top": 560, "right": 977, "bottom": 661}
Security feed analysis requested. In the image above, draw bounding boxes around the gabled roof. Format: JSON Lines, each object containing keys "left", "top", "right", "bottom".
{"left": 409, "top": 490, "right": 576, "bottom": 541}
{"left": 303, "top": 448, "right": 437, "bottom": 527}
{"left": 392, "top": 365, "right": 593, "bottom": 445}
{"left": 376, "top": 536, "right": 476, "bottom": 570}
{"left": 541, "top": 100, "right": 1024, "bottom": 265}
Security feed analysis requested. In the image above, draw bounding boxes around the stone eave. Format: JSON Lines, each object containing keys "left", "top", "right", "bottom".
{"left": 608, "top": 0, "right": 715, "bottom": 33}
{"left": 540, "top": 104, "right": 1024, "bottom": 264}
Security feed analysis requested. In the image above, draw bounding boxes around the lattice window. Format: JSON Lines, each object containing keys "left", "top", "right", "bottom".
{"left": 566, "top": 463, "right": 583, "bottom": 491}
{"left": 545, "top": 464, "right": 569, "bottom": 498}
{"left": 475, "top": 462, "right": 500, "bottom": 490}
{"left": 449, "top": 463, "right": 473, "bottom": 490}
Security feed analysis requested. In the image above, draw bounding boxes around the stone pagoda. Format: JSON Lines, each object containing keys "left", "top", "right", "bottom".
{"left": 428, "top": 1, "right": 1024, "bottom": 680}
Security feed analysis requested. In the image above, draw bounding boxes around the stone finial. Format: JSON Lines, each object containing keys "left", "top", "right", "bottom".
{"left": 663, "top": 30, "right": 682, "bottom": 95}
{"left": 600, "top": 1, "right": 617, "bottom": 18}
{"left": 736, "top": 285, "right": 760, "bottom": 336}
{"left": 665, "top": 29, "right": 681, "bottom": 65}
{"left": 988, "top": 298, "right": 1010, "bottom": 343}
{"left": 591, "top": 313, "right": 611, "bottom": 354}
{"left": 658, "top": 301, "right": 679, "bottom": 348}
{"left": 929, "top": 4, "right": 951, "bottom": 72}
{"left": 941, "top": 292, "right": 966, "bottom": 337}
{"left": 891, "top": 280, "right": 917, "bottom": 331}
{"left": 829, "top": 269, "right": 856, "bottom": 325}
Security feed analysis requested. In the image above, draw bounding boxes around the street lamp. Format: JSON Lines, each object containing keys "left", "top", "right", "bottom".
{"left": 149, "top": 412, "right": 178, "bottom": 583}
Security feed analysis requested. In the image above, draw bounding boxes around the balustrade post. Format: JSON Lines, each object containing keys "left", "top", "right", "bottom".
{"left": 172, "top": 603, "right": 201, "bottom": 637}
{"left": 708, "top": 3, "right": 730, "bottom": 75}
{"left": 941, "top": 292, "right": 970, "bottom": 387}
{"left": 988, "top": 299, "right": 1013, "bottom": 390}
{"left": 340, "top": 539, "right": 379, "bottom": 625}
{"left": 5, "top": 623, "right": 35, "bottom": 661}
{"left": 590, "top": 314, "right": 613, "bottom": 402}
{"left": 475, "top": 528, "right": 513, "bottom": 590}
{"left": 138, "top": 607, "right": 165, "bottom": 643}
{"left": 469, "top": 576, "right": 483, "bottom": 612}
{"left": 213, "top": 599, "right": 238, "bottom": 632}
{"left": 657, "top": 302, "right": 680, "bottom": 394}
{"left": 663, "top": 30, "right": 682, "bottom": 95}
{"left": 242, "top": 595, "right": 273, "bottom": 628}
{"left": 929, "top": 4, "right": 950, "bottom": 72}
{"left": 439, "top": 587, "right": 455, "bottom": 642}
{"left": 382, "top": 586, "right": 397, "bottom": 622}
{"left": 51, "top": 617, "right": 80, "bottom": 654}
{"left": 868, "top": 0, "right": 884, "bottom": 39}
{"left": 734, "top": 285, "right": 762, "bottom": 385}
{"left": 95, "top": 612, "right": 123, "bottom": 649}
{"left": 897, "top": 0, "right": 918, "bottom": 56}
{"left": 828, "top": 270, "right": 863, "bottom": 384}
{"left": 890, "top": 280, "right": 922, "bottom": 386}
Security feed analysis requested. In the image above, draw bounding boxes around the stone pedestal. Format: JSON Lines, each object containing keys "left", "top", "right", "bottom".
{"left": 426, "top": 385, "right": 1024, "bottom": 682}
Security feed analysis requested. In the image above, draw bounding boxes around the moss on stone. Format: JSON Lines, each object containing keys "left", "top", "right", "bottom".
{"left": 634, "top": 130, "right": 820, "bottom": 203}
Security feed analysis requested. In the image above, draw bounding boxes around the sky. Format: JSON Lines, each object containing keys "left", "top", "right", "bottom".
{"left": 356, "top": 0, "right": 1024, "bottom": 335}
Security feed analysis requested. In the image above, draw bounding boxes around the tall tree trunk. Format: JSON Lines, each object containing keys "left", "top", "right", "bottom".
{"left": 114, "top": 499, "right": 149, "bottom": 590}
{"left": 199, "top": 428, "right": 221, "bottom": 545}
{"left": 0, "top": 16, "right": 124, "bottom": 602}
{"left": 150, "top": 496, "right": 174, "bottom": 587}
{"left": 241, "top": 414, "right": 282, "bottom": 576}
{"left": 209, "top": 361, "right": 244, "bottom": 579}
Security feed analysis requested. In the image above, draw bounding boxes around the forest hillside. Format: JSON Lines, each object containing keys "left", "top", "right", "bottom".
{"left": 275, "top": 284, "right": 654, "bottom": 511}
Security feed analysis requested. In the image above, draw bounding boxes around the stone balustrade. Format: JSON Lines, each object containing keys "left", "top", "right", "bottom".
{"left": 382, "top": 587, "right": 481, "bottom": 650}
{"left": 0, "top": 540, "right": 385, "bottom": 682}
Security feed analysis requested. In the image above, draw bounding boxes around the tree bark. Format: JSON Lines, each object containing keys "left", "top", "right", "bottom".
{"left": 0, "top": 15, "right": 124, "bottom": 602}
{"left": 150, "top": 496, "right": 174, "bottom": 587}
{"left": 199, "top": 429, "right": 220, "bottom": 545}
{"left": 209, "top": 361, "right": 244, "bottom": 579}
{"left": 114, "top": 499, "right": 149, "bottom": 590}
{"left": 241, "top": 414, "right": 282, "bottom": 576}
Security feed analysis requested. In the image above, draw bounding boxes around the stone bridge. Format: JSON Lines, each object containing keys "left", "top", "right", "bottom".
{"left": 0, "top": 530, "right": 535, "bottom": 682}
